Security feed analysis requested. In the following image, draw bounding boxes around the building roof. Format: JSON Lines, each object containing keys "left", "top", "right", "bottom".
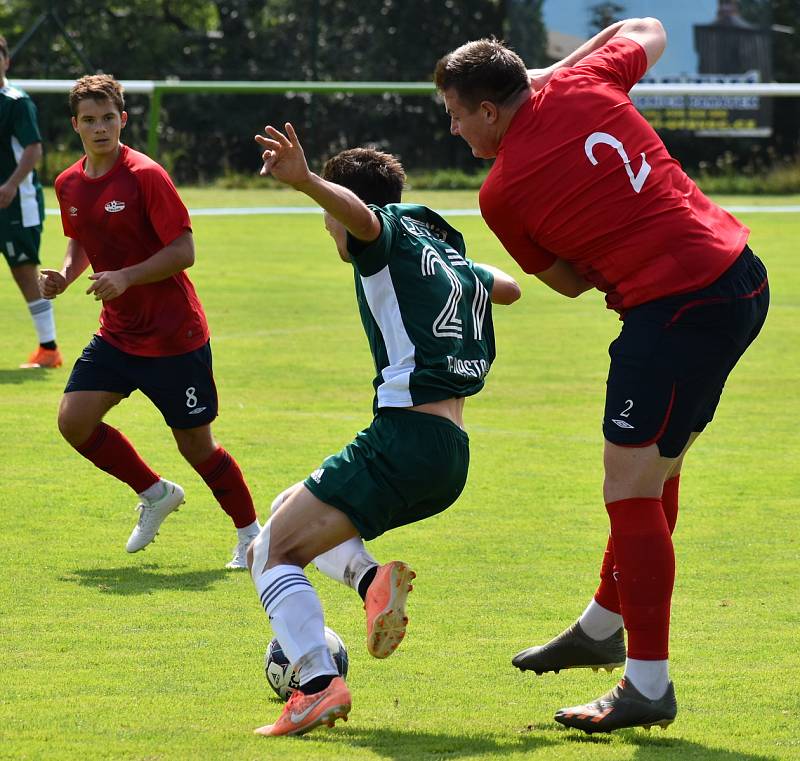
{"left": 547, "top": 29, "right": 587, "bottom": 61}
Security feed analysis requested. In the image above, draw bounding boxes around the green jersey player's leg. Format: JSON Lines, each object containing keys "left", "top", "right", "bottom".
{"left": 247, "top": 125, "right": 521, "bottom": 737}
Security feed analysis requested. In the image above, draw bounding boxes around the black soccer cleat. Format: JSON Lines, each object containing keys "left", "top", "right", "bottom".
{"left": 512, "top": 621, "right": 626, "bottom": 675}
{"left": 554, "top": 677, "right": 677, "bottom": 734}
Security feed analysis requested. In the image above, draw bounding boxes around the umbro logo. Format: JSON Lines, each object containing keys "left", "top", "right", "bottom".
{"left": 104, "top": 200, "right": 126, "bottom": 213}
{"left": 612, "top": 419, "right": 635, "bottom": 429}
{"left": 69, "top": 206, "right": 78, "bottom": 217}
{"left": 188, "top": 406, "right": 207, "bottom": 415}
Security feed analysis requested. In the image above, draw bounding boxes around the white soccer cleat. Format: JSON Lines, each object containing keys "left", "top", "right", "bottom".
{"left": 225, "top": 534, "right": 259, "bottom": 570}
{"left": 126, "top": 481, "right": 185, "bottom": 553}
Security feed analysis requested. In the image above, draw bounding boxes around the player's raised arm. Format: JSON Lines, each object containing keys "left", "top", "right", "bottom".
{"left": 527, "top": 16, "right": 665, "bottom": 89}
{"left": 616, "top": 17, "right": 666, "bottom": 71}
{"left": 255, "top": 123, "right": 380, "bottom": 243}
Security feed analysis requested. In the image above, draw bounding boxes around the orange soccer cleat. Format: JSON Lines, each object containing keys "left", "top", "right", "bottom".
{"left": 20, "top": 346, "right": 63, "bottom": 369}
{"left": 254, "top": 676, "right": 351, "bottom": 737}
{"left": 365, "top": 560, "right": 416, "bottom": 659}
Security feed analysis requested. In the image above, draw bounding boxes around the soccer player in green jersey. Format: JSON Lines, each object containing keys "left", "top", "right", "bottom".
{"left": 247, "top": 123, "right": 521, "bottom": 737}
{"left": 0, "top": 35, "right": 61, "bottom": 368}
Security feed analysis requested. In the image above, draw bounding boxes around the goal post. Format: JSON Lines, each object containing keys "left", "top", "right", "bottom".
{"left": 12, "top": 78, "right": 800, "bottom": 160}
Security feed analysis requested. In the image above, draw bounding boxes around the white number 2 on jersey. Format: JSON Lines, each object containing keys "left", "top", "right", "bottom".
{"left": 421, "top": 245, "right": 489, "bottom": 340}
{"left": 584, "top": 131, "right": 651, "bottom": 194}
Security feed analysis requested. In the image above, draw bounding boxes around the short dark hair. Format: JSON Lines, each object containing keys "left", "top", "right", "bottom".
{"left": 322, "top": 148, "right": 405, "bottom": 207}
{"left": 69, "top": 74, "right": 125, "bottom": 117}
{"left": 0, "top": 35, "right": 8, "bottom": 59}
{"left": 434, "top": 38, "right": 529, "bottom": 111}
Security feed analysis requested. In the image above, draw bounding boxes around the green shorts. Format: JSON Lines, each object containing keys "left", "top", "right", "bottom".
{"left": 1, "top": 226, "right": 42, "bottom": 268}
{"left": 304, "top": 407, "right": 470, "bottom": 540}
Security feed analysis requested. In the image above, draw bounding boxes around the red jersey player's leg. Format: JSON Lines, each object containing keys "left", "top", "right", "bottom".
{"left": 174, "top": 424, "right": 260, "bottom": 569}
{"left": 58, "top": 385, "right": 183, "bottom": 553}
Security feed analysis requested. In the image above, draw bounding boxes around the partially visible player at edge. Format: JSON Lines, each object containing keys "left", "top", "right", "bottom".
{"left": 435, "top": 17, "right": 769, "bottom": 733}
{"left": 39, "top": 75, "right": 260, "bottom": 568}
{"left": 0, "top": 34, "right": 61, "bottom": 368}
{"left": 248, "top": 123, "right": 521, "bottom": 737}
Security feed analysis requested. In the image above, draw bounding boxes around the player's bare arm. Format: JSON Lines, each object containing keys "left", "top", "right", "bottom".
{"left": 616, "top": 17, "right": 666, "bottom": 71}
{"left": 255, "top": 123, "right": 380, "bottom": 243}
{"left": 527, "top": 20, "right": 626, "bottom": 89}
{"left": 39, "top": 238, "right": 91, "bottom": 299}
{"left": 0, "top": 142, "right": 42, "bottom": 208}
{"left": 475, "top": 263, "right": 522, "bottom": 305}
{"left": 85, "top": 230, "right": 195, "bottom": 301}
{"left": 527, "top": 17, "right": 664, "bottom": 89}
{"left": 535, "top": 258, "right": 593, "bottom": 298}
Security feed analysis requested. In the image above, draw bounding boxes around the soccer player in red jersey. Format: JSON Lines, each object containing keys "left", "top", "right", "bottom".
{"left": 39, "top": 75, "right": 260, "bottom": 568}
{"left": 436, "top": 18, "right": 769, "bottom": 733}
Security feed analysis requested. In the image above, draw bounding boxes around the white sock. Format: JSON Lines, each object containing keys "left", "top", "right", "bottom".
{"left": 625, "top": 658, "right": 670, "bottom": 700}
{"left": 578, "top": 598, "right": 624, "bottom": 641}
{"left": 237, "top": 519, "right": 260, "bottom": 541}
{"left": 138, "top": 479, "right": 164, "bottom": 502}
{"left": 313, "top": 536, "right": 378, "bottom": 590}
{"left": 254, "top": 564, "right": 336, "bottom": 683}
{"left": 27, "top": 298, "right": 56, "bottom": 344}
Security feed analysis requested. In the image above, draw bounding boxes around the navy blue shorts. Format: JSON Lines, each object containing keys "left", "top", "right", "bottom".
{"left": 64, "top": 336, "right": 218, "bottom": 429}
{"left": 603, "top": 246, "right": 769, "bottom": 458}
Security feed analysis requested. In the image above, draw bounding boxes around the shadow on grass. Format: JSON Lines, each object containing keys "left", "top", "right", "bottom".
{"left": 307, "top": 726, "right": 556, "bottom": 758}
{"left": 0, "top": 368, "right": 50, "bottom": 385}
{"left": 522, "top": 722, "right": 780, "bottom": 760}
{"left": 61, "top": 563, "right": 228, "bottom": 595}
{"left": 300, "top": 723, "right": 780, "bottom": 761}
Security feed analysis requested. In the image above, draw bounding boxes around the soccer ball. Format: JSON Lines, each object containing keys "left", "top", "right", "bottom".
{"left": 264, "top": 626, "right": 349, "bottom": 701}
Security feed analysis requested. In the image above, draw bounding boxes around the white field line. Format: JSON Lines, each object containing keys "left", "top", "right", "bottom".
{"left": 44, "top": 204, "right": 800, "bottom": 217}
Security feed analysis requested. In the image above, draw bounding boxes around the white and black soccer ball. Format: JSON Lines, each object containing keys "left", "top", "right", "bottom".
{"left": 264, "top": 626, "right": 349, "bottom": 701}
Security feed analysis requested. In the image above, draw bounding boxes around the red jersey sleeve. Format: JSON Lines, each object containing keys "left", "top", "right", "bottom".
{"left": 479, "top": 157, "right": 556, "bottom": 274}
{"left": 135, "top": 163, "right": 192, "bottom": 247}
{"left": 54, "top": 170, "right": 79, "bottom": 240}
{"left": 569, "top": 36, "right": 647, "bottom": 93}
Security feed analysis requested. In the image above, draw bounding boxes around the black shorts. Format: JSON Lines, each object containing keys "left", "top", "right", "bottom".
{"left": 603, "top": 246, "right": 769, "bottom": 458}
{"left": 64, "top": 335, "right": 218, "bottom": 429}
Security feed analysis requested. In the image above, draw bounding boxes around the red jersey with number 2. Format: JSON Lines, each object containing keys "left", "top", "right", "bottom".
{"left": 55, "top": 144, "right": 209, "bottom": 356}
{"left": 479, "top": 37, "right": 749, "bottom": 312}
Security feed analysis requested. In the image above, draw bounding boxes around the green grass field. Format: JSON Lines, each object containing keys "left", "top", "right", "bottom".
{"left": 1, "top": 189, "right": 798, "bottom": 760}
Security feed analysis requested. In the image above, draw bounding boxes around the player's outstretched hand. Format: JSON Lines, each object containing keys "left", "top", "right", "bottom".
{"left": 255, "top": 123, "right": 312, "bottom": 188}
{"left": 39, "top": 269, "right": 67, "bottom": 300}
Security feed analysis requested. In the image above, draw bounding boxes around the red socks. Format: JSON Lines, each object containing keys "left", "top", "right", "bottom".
{"left": 74, "top": 429, "right": 256, "bottom": 529}
{"left": 193, "top": 447, "right": 257, "bottom": 528}
{"left": 594, "top": 534, "right": 622, "bottom": 613}
{"left": 605, "top": 497, "right": 674, "bottom": 660}
{"left": 75, "top": 423, "right": 159, "bottom": 494}
{"left": 661, "top": 474, "right": 680, "bottom": 533}
{"left": 593, "top": 475, "right": 680, "bottom": 615}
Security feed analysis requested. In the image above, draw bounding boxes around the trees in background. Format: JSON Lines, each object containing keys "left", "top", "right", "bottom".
{"left": 1, "top": 1, "right": 796, "bottom": 184}
{"left": 0, "top": 0, "right": 530, "bottom": 181}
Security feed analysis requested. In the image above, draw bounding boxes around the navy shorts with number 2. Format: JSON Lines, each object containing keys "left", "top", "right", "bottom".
{"left": 65, "top": 335, "right": 218, "bottom": 429}
{"left": 603, "top": 246, "right": 769, "bottom": 458}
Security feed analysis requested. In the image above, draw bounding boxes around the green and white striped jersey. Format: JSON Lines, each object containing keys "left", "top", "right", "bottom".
{"left": 0, "top": 82, "right": 44, "bottom": 237}
{"left": 348, "top": 203, "right": 496, "bottom": 411}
